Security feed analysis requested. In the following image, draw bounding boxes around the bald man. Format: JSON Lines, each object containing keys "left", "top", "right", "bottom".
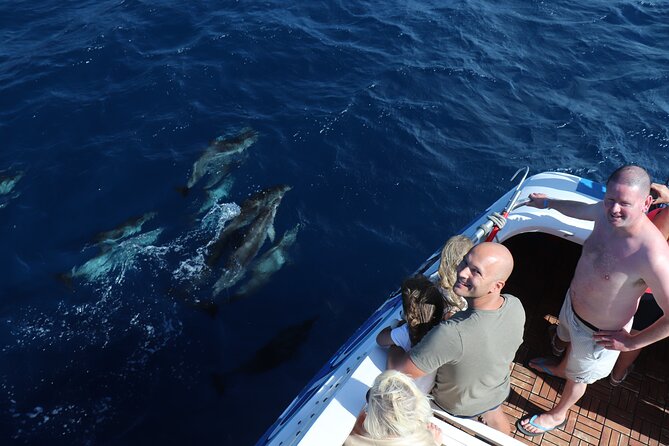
{"left": 519, "top": 165, "right": 669, "bottom": 436}
{"left": 389, "top": 242, "right": 525, "bottom": 435}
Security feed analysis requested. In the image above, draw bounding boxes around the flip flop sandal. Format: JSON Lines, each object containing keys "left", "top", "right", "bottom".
{"left": 526, "top": 357, "right": 557, "bottom": 377}
{"left": 516, "top": 414, "right": 567, "bottom": 437}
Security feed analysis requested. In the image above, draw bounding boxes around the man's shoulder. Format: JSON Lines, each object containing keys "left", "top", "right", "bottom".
{"left": 419, "top": 319, "right": 463, "bottom": 345}
{"left": 433, "top": 319, "right": 460, "bottom": 333}
{"left": 501, "top": 294, "right": 526, "bottom": 319}
{"left": 643, "top": 220, "right": 669, "bottom": 248}
{"left": 410, "top": 321, "right": 463, "bottom": 358}
{"left": 635, "top": 219, "right": 669, "bottom": 259}
{"left": 502, "top": 293, "right": 522, "bottom": 306}
{"left": 502, "top": 293, "right": 519, "bottom": 301}
{"left": 643, "top": 226, "right": 669, "bottom": 266}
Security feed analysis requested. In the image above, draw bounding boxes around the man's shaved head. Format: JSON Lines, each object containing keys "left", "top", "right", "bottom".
{"left": 607, "top": 165, "right": 651, "bottom": 195}
{"left": 472, "top": 242, "right": 514, "bottom": 282}
{"left": 453, "top": 242, "right": 514, "bottom": 300}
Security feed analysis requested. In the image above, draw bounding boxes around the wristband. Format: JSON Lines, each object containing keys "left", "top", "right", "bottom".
{"left": 543, "top": 199, "right": 549, "bottom": 209}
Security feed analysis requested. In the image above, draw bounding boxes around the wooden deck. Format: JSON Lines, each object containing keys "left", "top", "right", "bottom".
{"left": 499, "top": 233, "right": 669, "bottom": 445}
{"left": 503, "top": 319, "right": 669, "bottom": 446}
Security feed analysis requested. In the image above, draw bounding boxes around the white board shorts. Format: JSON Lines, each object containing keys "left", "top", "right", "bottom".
{"left": 556, "top": 290, "right": 633, "bottom": 384}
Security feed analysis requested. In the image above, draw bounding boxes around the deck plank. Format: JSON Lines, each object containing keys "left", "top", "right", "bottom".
{"left": 506, "top": 322, "right": 669, "bottom": 445}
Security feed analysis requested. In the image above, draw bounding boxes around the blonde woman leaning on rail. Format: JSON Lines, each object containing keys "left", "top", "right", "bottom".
{"left": 344, "top": 370, "right": 442, "bottom": 446}
{"left": 437, "top": 235, "right": 473, "bottom": 319}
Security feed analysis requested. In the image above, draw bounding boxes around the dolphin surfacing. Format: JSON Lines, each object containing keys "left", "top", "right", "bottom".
{"left": 228, "top": 223, "right": 300, "bottom": 302}
{"left": 181, "top": 128, "right": 259, "bottom": 195}
{"left": 210, "top": 186, "right": 291, "bottom": 295}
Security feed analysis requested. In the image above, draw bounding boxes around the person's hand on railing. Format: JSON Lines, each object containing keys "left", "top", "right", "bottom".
{"left": 526, "top": 192, "right": 550, "bottom": 209}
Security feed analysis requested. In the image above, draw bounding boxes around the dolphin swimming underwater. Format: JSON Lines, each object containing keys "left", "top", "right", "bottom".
{"left": 0, "top": 170, "right": 24, "bottom": 209}
{"left": 0, "top": 171, "right": 23, "bottom": 195}
{"left": 211, "top": 189, "right": 289, "bottom": 295}
{"left": 228, "top": 223, "right": 300, "bottom": 302}
{"left": 210, "top": 316, "right": 318, "bottom": 394}
{"left": 237, "top": 317, "right": 318, "bottom": 374}
{"left": 179, "top": 127, "right": 258, "bottom": 196}
{"left": 205, "top": 184, "right": 291, "bottom": 268}
{"left": 198, "top": 176, "right": 236, "bottom": 215}
{"left": 62, "top": 228, "right": 164, "bottom": 286}
{"left": 93, "top": 211, "right": 157, "bottom": 250}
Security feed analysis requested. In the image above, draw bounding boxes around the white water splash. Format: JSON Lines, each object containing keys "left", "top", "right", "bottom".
{"left": 69, "top": 228, "right": 166, "bottom": 288}
{"left": 172, "top": 202, "right": 240, "bottom": 283}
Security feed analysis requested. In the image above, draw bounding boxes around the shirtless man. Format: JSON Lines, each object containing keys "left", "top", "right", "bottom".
{"left": 517, "top": 165, "right": 669, "bottom": 436}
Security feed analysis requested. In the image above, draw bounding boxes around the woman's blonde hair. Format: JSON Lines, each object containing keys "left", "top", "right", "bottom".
{"left": 437, "top": 235, "right": 473, "bottom": 314}
{"left": 363, "top": 370, "right": 433, "bottom": 439}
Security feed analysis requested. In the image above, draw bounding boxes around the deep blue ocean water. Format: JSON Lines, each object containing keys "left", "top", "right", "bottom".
{"left": 1, "top": 0, "right": 669, "bottom": 444}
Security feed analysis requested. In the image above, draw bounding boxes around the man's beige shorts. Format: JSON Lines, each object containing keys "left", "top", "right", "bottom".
{"left": 556, "top": 291, "right": 632, "bottom": 384}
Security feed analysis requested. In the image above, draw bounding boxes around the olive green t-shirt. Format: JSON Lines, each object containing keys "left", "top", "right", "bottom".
{"left": 409, "top": 294, "right": 525, "bottom": 417}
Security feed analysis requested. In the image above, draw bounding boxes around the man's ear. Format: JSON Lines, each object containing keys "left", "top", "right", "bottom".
{"left": 492, "top": 279, "right": 505, "bottom": 294}
{"left": 643, "top": 194, "right": 653, "bottom": 213}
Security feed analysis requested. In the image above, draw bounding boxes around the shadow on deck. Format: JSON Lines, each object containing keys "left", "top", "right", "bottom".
{"left": 502, "top": 233, "right": 669, "bottom": 446}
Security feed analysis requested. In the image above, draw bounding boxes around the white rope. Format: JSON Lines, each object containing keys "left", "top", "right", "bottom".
{"left": 487, "top": 212, "right": 506, "bottom": 229}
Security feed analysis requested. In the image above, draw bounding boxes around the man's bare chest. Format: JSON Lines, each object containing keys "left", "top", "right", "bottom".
{"left": 581, "top": 234, "right": 643, "bottom": 284}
